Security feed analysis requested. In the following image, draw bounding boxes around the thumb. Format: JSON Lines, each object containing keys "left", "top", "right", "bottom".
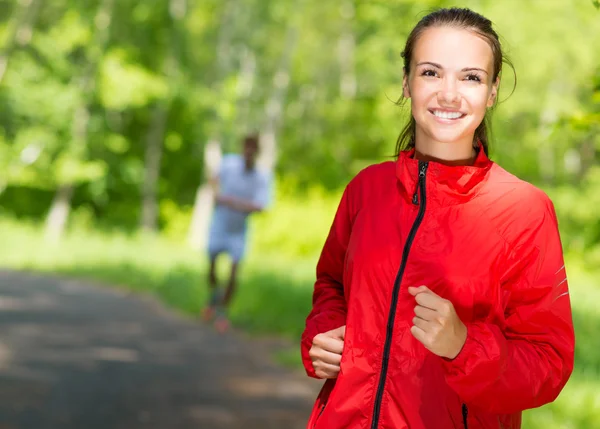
{"left": 408, "top": 285, "right": 429, "bottom": 296}
{"left": 331, "top": 325, "right": 346, "bottom": 339}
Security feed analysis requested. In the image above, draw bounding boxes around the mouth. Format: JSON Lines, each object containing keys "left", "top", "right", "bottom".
{"left": 428, "top": 109, "right": 467, "bottom": 121}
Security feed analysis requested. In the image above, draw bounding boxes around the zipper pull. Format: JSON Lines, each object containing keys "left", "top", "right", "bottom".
{"left": 412, "top": 162, "right": 427, "bottom": 205}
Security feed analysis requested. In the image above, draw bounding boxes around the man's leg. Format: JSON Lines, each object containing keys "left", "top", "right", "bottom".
{"left": 208, "top": 254, "right": 219, "bottom": 303}
{"left": 203, "top": 248, "right": 223, "bottom": 321}
{"left": 222, "top": 260, "right": 239, "bottom": 307}
{"left": 214, "top": 234, "right": 245, "bottom": 332}
{"left": 214, "top": 260, "right": 238, "bottom": 333}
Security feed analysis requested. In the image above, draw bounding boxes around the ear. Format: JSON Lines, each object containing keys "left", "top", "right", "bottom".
{"left": 403, "top": 74, "right": 411, "bottom": 99}
{"left": 487, "top": 77, "right": 500, "bottom": 108}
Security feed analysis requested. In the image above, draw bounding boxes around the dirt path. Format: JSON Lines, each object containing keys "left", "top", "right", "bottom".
{"left": 0, "top": 271, "right": 321, "bottom": 429}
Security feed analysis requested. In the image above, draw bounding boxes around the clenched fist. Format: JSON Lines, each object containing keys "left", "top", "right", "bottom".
{"left": 309, "top": 325, "right": 346, "bottom": 379}
{"left": 408, "top": 286, "right": 467, "bottom": 360}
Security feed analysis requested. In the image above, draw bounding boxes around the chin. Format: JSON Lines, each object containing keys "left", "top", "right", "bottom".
{"left": 427, "top": 130, "right": 472, "bottom": 144}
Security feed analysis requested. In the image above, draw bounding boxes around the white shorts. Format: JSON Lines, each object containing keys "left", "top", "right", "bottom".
{"left": 208, "top": 224, "right": 247, "bottom": 263}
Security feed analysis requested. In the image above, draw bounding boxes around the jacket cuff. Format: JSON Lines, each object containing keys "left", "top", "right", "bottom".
{"left": 441, "top": 323, "right": 475, "bottom": 375}
{"left": 441, "top": 322, "right": 506, "bottom": 378}
{"left": 301, "top": 313, "right": 347, "bottom": 379}
{"left": 301, "top": 329, "right": 319, "bottom": 378}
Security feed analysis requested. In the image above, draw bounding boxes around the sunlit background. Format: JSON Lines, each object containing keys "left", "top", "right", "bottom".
{"left": 0, "top": 0, "right": 599, "bottom": 427}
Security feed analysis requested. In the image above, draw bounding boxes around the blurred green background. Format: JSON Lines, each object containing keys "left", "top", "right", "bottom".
{"left": 1, "top": 0, "right": 599, "bottom": 427}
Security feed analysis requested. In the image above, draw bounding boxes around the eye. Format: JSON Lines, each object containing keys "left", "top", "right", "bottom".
{"left": 420, "top": 68, "right": 438, "bottom": 77}
{"left": 465, "top": 73, "right": 482, "bottom": 82}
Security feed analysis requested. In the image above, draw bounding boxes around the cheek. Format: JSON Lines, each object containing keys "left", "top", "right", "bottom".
{"left": 409, "top": 80, "right": 435, "bottom": 107}
{"left": 464, "top": 88, "right": 491, "bottom": 115}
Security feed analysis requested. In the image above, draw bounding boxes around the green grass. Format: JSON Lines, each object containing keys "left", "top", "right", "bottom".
{"left": 1, "top": 216, "right": 599, "bottom": 428}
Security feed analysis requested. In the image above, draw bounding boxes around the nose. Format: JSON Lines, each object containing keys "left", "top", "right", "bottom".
{"left": 437, "top": 78, "right": 461, "bottom": 104}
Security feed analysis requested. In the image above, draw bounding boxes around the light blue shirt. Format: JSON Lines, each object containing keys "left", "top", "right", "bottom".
{"left": 212, "top": 154, "right": 271, "bottom": 235}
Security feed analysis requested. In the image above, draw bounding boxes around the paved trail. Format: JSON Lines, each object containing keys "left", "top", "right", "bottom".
{"left": 0, "top": 271, "right": 320, "bottom": 429}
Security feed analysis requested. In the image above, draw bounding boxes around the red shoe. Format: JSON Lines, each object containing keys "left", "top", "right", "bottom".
{"left": 214, "top": 315, "right": 230, "bottom": 333}
{"left": 201, "top": 306, "right": 216, "bottom": 322}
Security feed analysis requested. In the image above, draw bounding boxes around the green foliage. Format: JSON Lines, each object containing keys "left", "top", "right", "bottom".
{"left": 250, "top": 180, "right": 340, "bottom": 257}
{"left": 99, "top": 49, "right": 169, "bottom": 109}
{"left": 0, "top": 0, "right": 598, "bottom": 239}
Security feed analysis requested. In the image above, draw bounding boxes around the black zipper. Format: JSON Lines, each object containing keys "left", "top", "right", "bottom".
{"left": 312, "top": 403, "right": 326, "bottom": 428}
{"left": 370, "top": 161, "right": 428, "bottom": 429}
{"left": 462, "top": 404, "right": 469, "bottom": 429}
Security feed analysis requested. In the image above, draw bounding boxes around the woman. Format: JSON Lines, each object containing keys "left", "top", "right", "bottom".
{"left": 301, "top": 7, "right": 575, "bottom": 429}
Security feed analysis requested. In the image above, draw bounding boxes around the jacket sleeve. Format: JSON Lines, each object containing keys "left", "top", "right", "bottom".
{"left": 301, "top": 184, "right": 353, "bottom": 378}
{"left": 442, "top": 197, "right": 575, "bottom": 413}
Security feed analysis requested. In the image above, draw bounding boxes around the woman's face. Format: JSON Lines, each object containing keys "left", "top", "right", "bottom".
{"left": 404, "top": 26, "right": 499, "bottom": 148}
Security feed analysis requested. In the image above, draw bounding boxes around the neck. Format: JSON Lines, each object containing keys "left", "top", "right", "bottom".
{"left": 414, "top": 132, "right": 477, "bottom": 166}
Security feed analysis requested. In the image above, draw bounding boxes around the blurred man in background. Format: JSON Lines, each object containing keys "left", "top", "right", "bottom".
{"left": 202, "top": 134, "right": 271, "bottom": 332}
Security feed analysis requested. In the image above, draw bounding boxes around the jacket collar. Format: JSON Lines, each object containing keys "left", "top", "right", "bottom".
{"left": 395, "top": 142, "right": 493, "bottom": 206}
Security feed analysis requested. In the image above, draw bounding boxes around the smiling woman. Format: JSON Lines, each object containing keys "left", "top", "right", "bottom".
{"left": 301, "top": 7, "right": 574, "bottom": 429}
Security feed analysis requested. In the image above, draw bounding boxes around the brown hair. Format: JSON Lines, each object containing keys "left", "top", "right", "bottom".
{"left": 395, "top": 7, "right": 516, "bottom": 157}
{"left": 243, "top": 133, "right": 259, "bottom": 150}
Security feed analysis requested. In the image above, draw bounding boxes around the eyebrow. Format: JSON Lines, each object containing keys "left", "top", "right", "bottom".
{"left": 416, "top": 61, "right": 489, "bottom": 75}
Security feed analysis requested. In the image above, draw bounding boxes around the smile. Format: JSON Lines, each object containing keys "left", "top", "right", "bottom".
{"left": 429, "top": 109, "right": 466, "bottom": 120}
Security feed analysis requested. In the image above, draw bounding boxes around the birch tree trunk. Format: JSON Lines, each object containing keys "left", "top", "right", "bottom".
{"left": 236, "top": 46, "right": 257, "bottom": 133}
{"left": 257, "top": 5, "right": 301, "bottom": 172}
{"left": 187, "top": 0, "right": 236, "bottom": 250}
{"left": 537, "top": 77, "right": 563, "bottom": 185}
{"left": 140, "top": 103, "right": 169, "bottom": 232}
{"left": 44, "top": 0, "right": 114, "bottom": 242}
{"left": 338, "top": 1, "right": 356, "bottom": 100}
{"left": 139, "top": 0, "right": 186, "bottom": 232}
{"left": 0, "top": 0, "right": 41, "bottom": 85}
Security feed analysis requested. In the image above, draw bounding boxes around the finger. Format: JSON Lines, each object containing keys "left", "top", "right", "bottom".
{"left": 314, "top": 363, "right": 341, "bottom": 379}
{"left": 317, "top": 337, "right": 344, "bottom": 355}
{"left": 414, "top": 291, "right": 445, "bottom": 311}
{"left": 410, "top": 324, "right": 428, "bottom": 345}
{"left": 330, "top": 325, "right": 346, "bottom": 340}
{"left": 312, "top": 360, "right": 340, "bottom": 372}
{"left": 315, "top": 336, "right": 344, "bottom": 354}
{"left": 414, "top": 305, "right": 438, "bottom": 322}
{"left": 315, "top": 349, "right": 342, "bottom": 366}
{"left": 407, "top": 285, "right": 428, "bottom": 296}
{"left": 315, "top": 370, "right": 339, "bottom": 379}
{"left": 310, "top": 341, "right": 342, "bottom": 359}
{"left": 412, "top": 315, "right": 431, "bottom": 331}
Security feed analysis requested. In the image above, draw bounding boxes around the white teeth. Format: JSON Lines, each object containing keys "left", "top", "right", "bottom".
{"left": 432, "top": 110, "right": 463, "bottom": 119}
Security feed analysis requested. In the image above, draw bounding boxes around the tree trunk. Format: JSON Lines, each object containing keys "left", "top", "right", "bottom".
{"left": 44, "top": 185, "right": 74, "bottom": 243}
{"left": 43, "top": 0, "right": 114, "bottom": 242}
{"left": 257, "top": 6, "right": 301, "bottom": 172}
{"left": 44, "top": 104, "right": 89, "bottom": 241}
{"left": 187, "top": 0, "right": 237, "bottom": 250}
{"left": 338, "top": 1, "right": 356, "bottom": 99}
{"left": 236, "top": 46, "right": 257, "bottom": 133}
{"left": 139, "top": 0, "right": 185, "bottom": 232}
{"left": 537, "top": 78, "right": 562, "bottom": 185}
{"left": 140, "top": 103, "right": 169, "bottom": 232}
{"left": 188, "top": 139, "right": 222, "bottom": 250}
{"left": 0, "top": 0, "right": 41, "bottom": 85}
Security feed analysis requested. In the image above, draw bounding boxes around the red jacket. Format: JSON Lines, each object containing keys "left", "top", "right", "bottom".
{"left": 301, "top": 147, "right": 575, "bottom": 429}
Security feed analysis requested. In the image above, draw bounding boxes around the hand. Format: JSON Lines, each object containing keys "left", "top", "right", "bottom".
{"left": 215, "top": 194, "right": 227, "bottom": 205}
{"left": 309, "top": 325, "right": 346, "bottom": 379}
{"left": 408, "top": 286, "right": 467, "bottom": 359}
{"left": 215, "top": 194, "right": 233, "bottom": 207}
